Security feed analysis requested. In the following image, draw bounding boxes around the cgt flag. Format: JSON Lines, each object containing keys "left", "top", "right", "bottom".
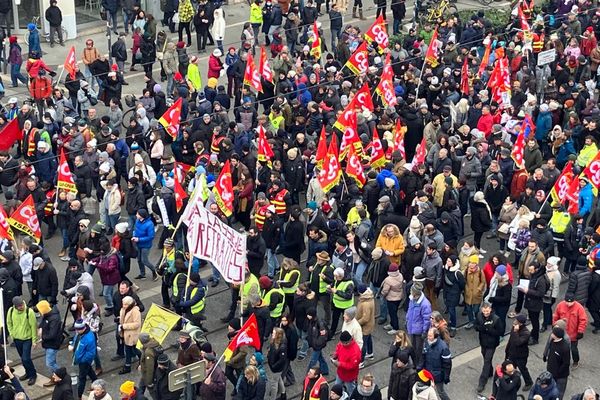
{"left": 213, "top": 160, "right": 234, "bottom": 217}
{"left": 310, "top": 21, "right": 322, "bottom": 60}
{"left": 370, "top": 128, "right": 386, "bottom": 169}
{"left": 57, "top": 148, "right": 77, "bottom": 193}
{"left": 63, "top": 46, "right": 77, "bottom": 80}
{"left": 0, "top": 206, "right": 14, "bottom": 241}
{"left": 364, "top": 15, "right": 389, "bottom": 52}
{"left": 346, "top": 145, "right": 366, "bottom": 188}
{"left": 315, "top": 126, "right": 328, "bottom": 168}
{"left": 551, "top": 161, "right": 574, "bottom": 203}
{"left": 259, "top": 46, "right": 274, "bottom": 84}
{"left": 243, "top": 52, "right": 263, "bottom": 93}
{"left": 223, "top": 314, "right": 262, "bottom": 361}
{"left": 393, "top": 119, "right": 406, "bottom": 160}
{"left": 511, "top": 130, "right": 526, "bottom": 168}
{"left": 343, "top": 40, "right": 368, "bottom": 76}
{"left": 349, "top": 83, "right": 374, "bottom": 112}
{"left": 583, "top": 151, "right": 600, "bottom": 188}
{"left": 0, "top": 119, "right": 22, "bottom": 151}
{"left": 8, "top": 195, "right": 41, "bottom": 243}
{"left": 173, "top": 177, "right": 188, "bottom": 212}
{"left": 158, "top": 97, "right": 183, "bottom": 139}
{"left": 257, "top": 125, "right": 275, "bottom": 164}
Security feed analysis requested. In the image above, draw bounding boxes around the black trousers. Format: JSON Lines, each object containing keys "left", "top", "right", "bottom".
{"left": 329, "top": 305, "right": 345, "bottom": 339}
{"left": 513, "top": 357, "right": 533, "bottom": 386}
{"left": 479, "top": 346, "right": 496, "bottom": 387}
{"left": 78, "top": 362, "right": 97, "bottom": 397}
{"left": 571, "top": 339, "right": 580, "bottom": 363}
{"left": 528, "top": 310, "right": 541, "bottom": 341}
{"left": 178, "top": 21, "right": 192, "bottom": 45}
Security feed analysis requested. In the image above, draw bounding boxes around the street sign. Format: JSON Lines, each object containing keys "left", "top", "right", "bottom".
{"left": 168, "top": 360, "right": 206, "bottom": 392}
{"left": 537, "top": 49, "right": 556, "bottom": 66}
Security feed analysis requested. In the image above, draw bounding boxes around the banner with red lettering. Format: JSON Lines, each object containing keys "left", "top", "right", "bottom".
{"left": 212, "top": 160, "right": 234, "bottom": 217}
{"left": 344, "top": 40, "right": 369, "bottom": 75}
{"left": 0, "top": 207, "right": 14, "bottom": 241}
{"left": 346, "top": 145, "right": 366, "bottom": 188}
{"left": 244, "top": 52, "right": 263, "bottom": 93}
{"left": 158, "top": 97, "right": 182, "bottom": 139}
{"left": 8, "top": 195, "right": 41, "bottom": 243}
{"left": 57, "top": 148, "right": 77, "bottom": 193}
{"left": 364, "top": 15, "right": 389, "bottom": 51}
{"left": 186, "top": 202, "right": 246, "bottom": 283}
{"left": 583, "top": 152, "right": 600, "bottom": 188}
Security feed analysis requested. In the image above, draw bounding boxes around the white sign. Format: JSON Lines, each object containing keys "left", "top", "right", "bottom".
{"left": 186, "top": 204, "right": 246, "bottom": 283}
{"left": 537, "top": 49, "right": 556, "bottom": 66}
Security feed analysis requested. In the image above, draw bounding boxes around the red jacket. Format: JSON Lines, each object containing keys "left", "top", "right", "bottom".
{"left": 332, "top": 340, "right": 361, "bottom": 382}
{"left": 25, "top": 58, "right": 52, "bottom": 78}
{"left": 552, "top": 300, "right": 588, "bottom": 342}
{"left": 483, "top": 261, "right": 514, "bottom": 286}
{"left": 477, "top": 113, "right": 494, "bottom": 138}
{"left": 208, "top": 54, "right": 223, "bottom": 79}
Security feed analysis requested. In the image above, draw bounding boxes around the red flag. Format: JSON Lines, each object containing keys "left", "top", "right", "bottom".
{"left": 244, "top": 53, "right": 263, "bottom": 93}
{"left": 337, "top": 109, "right": 360, "bottom": 160}
{"left": 315, "top": 126, "right": 328, "bottom": 168}
{"left": 375, "top": 54, "right": 397, "bottom": 107}
{"left": 158, "top": 97, "right": 182, "bottom": 139}
{"left": 318, "top": 135, "right": 341, "bottom": 193}
{"left": 63, "top": 46, "right": 77, "bottom": 80}
{"left": 364, "top": 15, "right": 389, "bottom": 51}
{"left": 212, "top": 160, "right": 234, "bottom": 217}
{"left": 310, "top": 21, "right": 321, "bottom": 59}
{"left": 57, "top": 148, "right": 77, "bottom": 193}
{"left": 0, "top": 119, "right": 23, "bottom": 151}
{"left": 551, "top": 161, "right": 574, "bottom": 202}
{"left": 349, "top": 83, "right": 374, "bottom": 112}
{"left": 413, "top": 137, "right": 427, "bottom": 165}
{"left": 343, "top": 40, "right": 369, "bottom": 75}
{"left": 393, "top": 119, "right": 406, "bottom": 160}
{"left": 511, "top": 131, "right": 526, "bottom": 168}
{"left": 460, "top": 57, "right": 470, "bottom": 95}
{"left": 8, "top": 195, "right": 41, "bottom": 243}
{"left": 0, "top": 206, "right": 14, "bottom": 241}
{"left": 173, "top": 177, "right": 188, "bottom": 212}
{"left": 258, "top": 47, "right": 274, "bottom": 84}
{"left": 346, "top": 145, "right": 366, "bottom": 188}
{"left": 518, "top": 3, "right": 531, "bottom": 32}
{"left": 478, "top": 39, "right": 492, "bottom": 77}
{"left": 583, "top": 151, "right": 600, "bottom": 188}
{"left": 370, "top": 128, "right": 386, "bottom": 169}
{"left": 488, "top": 57, "right": 512, "bottom": 107}
{"left": 424, "top": 28, "right": 440, "bottom": 68}
{"left": 223, "top": 314, "right": 262, "bottom": 361}
{"left": 565, "top": 177, "right": 581, "bottom": 215}
{"left": 257, "top": 125, "right": 275, "bottom": 163}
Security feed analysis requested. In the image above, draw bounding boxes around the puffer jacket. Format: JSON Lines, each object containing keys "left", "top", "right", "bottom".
{"left": 356, "top": 288, "right": 375, "bottom": 335}
{"left": 381, "top": 270, "right": 404, "bottom": 301}
{"left": 505, "top": 323, "right": 530, "bottom": 361}
{"left": 332, "top": 339, "right": 362, "bottom": 382}
{"left": 458, "top": 154, "right": 482, "bottom": 191}
{"left": 552, "top": 300, "right": 588, "bottom": 342}
{"left": 420, "top": 250, "right": 443, "bottom": 288}
{"left": 163, "top": 43, "right": 178, "bottom": 75}
{"left": 92, "top": 252, "right": 121, "bottom": 286}
{"left": 420, "top": 338, "right": 452, "bottom": 383}
{"left": 366, "top": 257, "right": 390, "bottom": 288}
{"left": 406, "top": 293, "right": 432, "bottom": 335}
{"left": 567, "top": 264, "right": 592, "bottom": 306}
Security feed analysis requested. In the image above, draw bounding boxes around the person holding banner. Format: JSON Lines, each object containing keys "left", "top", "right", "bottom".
{"left": 178, "top": 272, "right": 208, "bottom": 331}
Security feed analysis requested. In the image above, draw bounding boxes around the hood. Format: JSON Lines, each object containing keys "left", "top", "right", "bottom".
{"left": 166, "top": 42, "right": 176, "bottom": 51}
{"left": 214, "top": 7, "right": 223, "bottom": 18}
{"left": 360, "top": 287, "right": 374, "bottom": 300}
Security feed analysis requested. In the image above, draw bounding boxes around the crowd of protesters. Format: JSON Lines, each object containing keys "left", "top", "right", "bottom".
{"left": 1, "top": 0, "right": 600, "bottom": 399}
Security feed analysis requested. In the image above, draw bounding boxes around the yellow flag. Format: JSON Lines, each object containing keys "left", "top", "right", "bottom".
{"left": 137, "top": 304, "right": 181, "bottom": 349}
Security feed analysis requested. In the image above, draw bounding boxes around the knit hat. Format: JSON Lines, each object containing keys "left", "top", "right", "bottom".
{"left": 200, "top": 342, "right": 213, "bottom": 353}
{"left": 389, "top": 263, "right": 399, "bottom": 272}
{"left": 495, "top": 265, "right": 507, "bottom": 276}
{"left": 357, "top": 284, "right": 367, "bottom": 294}
{"left": 410, "top": 236, "right": 421, "bottom": 246}
{"left": 379, "top": 195, "right": 390, "bottom": 203}
{"left": 468, "top": 255, "right": 480, "bottom": 264}
{"left": 138, "top": 332, "right": 151, "bottom": 345}
{"left": 547, "top": 256, "right": 560, "bottom": 266}
{"left": 259, "top": 276, "right": 272, "bottom": 289}
{"left": 73, "top": 319, "right": 86, "bottom": 330}
{"left": 340, "top": 331, "right": 352, "bottom": 343}
{"left": 564, "top": 292, "right": 576, "bottom": 302}
{"left": 552, "top": 326, "right": 565, "bottom": 338}
{"left": 157, "top": 354, "right": 170, "bottom": 365}
{"left": 36, "top": 300, "right": 52, "bottom": 315}
{"left": 207, "top": 77, "right": 218, "bottom": 89}
{"left": 418, "top": 369, "right": 434, "bottom": 383}
{"left": 91, "top": 223, "right": 104, "bottom": 234}
{"left": 120, "top": 381, "right": 136, "bottom": 396}
{"left": 115, "top": 222, "right": 129, "bottom": 234}
{"left": 372, "top": 247, "right": 383, "bottom": 260}
{"left": 189, "top": 273, "right": 201, "bottom": 284}
{"left": 53, "top": 367, "right": 68, "bottom": 380}
{"left": 79, "top": 219, "right": 90, "bottom": 228}
{"left": 331, "top": 384, "right": 344, "bottom": 397}
{"left": 515, "top": 314, "right": 527, "bottom": 324}
{"left": 12, "top": 296, "right": 23, "bottom": 307}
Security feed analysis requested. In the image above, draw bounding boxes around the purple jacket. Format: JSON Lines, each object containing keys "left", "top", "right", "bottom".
{"left": 406, "top": 293, "right": 432, "bottom": 335}
{"left": 9, "top": 44, "right": 23, "bottom": 65}
{"left": 93, "top": 253, "right": 121, "bottom": 285}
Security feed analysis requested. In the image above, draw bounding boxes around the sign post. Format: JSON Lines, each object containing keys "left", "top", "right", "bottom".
{"left": 168, "top": 360, "right": 206, "bottom": 400}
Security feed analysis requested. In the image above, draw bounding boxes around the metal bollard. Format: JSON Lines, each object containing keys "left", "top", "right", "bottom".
{"left": 70, "top": 372, "right": 78, "bottom": 399}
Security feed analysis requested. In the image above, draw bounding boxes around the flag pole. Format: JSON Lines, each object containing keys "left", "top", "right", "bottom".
{"left": 239, "top": 267, "right": 245, "bottom": 326}
{"left": 205, "top": 351, "right": 226, "bottom": 381}
{"left": 0, "top": 288, "right": 7, "bottom": 366}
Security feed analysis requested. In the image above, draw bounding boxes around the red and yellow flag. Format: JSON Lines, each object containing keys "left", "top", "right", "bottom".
{"left": 375, "top": 54, "right": 397, "bottom": 107}
{"left": 0, "top": 206, "right": 14, "bottom": 241}
{"left": 424, "top": 27, "right": 441, "bottom": 68}
{"left": 243, "top": 52, "right": 263, "bottom": 93}
{"left": 511, "top": 130, "right": 526, "bottom": 169}
{"left": 370, "top": 128, "right": 386, "bottom": 169}
{"left": 315, "top": 126, "right": 328, "bottom": 168}
{"left": 57, "top": 148, "right": 77, "bottom": 193}
{"left": 310, "top": 21, "right": 321, "bottom": 59}
{"left": 343, "top": 40, "right": 369, "bottom": 75}
{"left": 393, "top": 119, "right": 406, "bottom": 160}
{"left": 213, "top": 160, "right": 234, "bottom": 217}
{"left": 258, "top": 46, "right": 274, "bottom": 84}
{"left": 8, "top": 195, "right": 41, "bottom": 243}
{"left": 63, "top": 46, "right": 77, "bottom": 80}
{"left": 224, "top": 314, "right": 262, "bottom": 361}
{"left": 158, "top": 97, "right": 182, "bottom": 139}
{"left": 173, "top": 177, "right": 188, "bottom": 212}
{"left": 257, "top": 125, "right": 275, "bottom": 164}
{"left": 364, "top": 15, "right": 389, "bottom": 52}
{"left": 318, "top": 135, "right": 341, "bottom": 193}
{"left": 349, "top": 83, "right": 374, "bottom": 112}
{"left": 346, "top": 145, "right": 366, "bottom": 188}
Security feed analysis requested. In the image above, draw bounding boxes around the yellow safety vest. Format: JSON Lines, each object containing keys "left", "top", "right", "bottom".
{"left": 332, "top": 280, "right": 354, "bottom": 309}
{"left": 263, "top": 288, "right": 285, "bottom": 318}
{"left": 189, "top": 286, "right": 206, "bottom": 314}
{"left": 241, "top": 273, "right": 260, "bottom": 299}
{"left": 310, "top": 263, "right": 333, "bottom": 294}
{"left": 270, "top": 189, "right": 289, "bottom": 215}
{"left": 171, "top": 272, "right": 187, "bottom": 298}
{"left": 279, "top": 269, "right": 300, "bottom": 294}
{"left": 550, "top": 211, "right": 571, "bottom": 234}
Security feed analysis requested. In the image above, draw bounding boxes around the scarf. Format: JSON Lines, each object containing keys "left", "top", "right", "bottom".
{"left": 461, "top": 246, "right": 474, "bottom": 256}
{"left": 485, "top": 277, "right": 498, "bottom": 303}
{"left": 358, "top": 385, "right": 375, "bottom": 397}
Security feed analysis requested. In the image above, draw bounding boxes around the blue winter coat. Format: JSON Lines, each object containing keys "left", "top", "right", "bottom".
{"left": 534, "top": 111, "right": 552, "bottom": 141}
{"left": 376, "top": 169, "right": 399, "bottom": 189}
{"left": 528, "top": 379, "right": 560, "bottom": 400}
{"left": 73, "top": 329, "right": 97, "bottom": 365}
{"left": 406, "top": 293, "right": 432, "bottom": 335}
{"left": 555, "top": 138, "right": 576, "bottom": 167}
{"left": 133, "top": 217, "right": 155, "bottom": 249}
{"left": 420, "top": 337, "right": 452, "bottom": 384}
{"left": 578, "top": 183, "right": 594, "bottom": 217}
{"left": 36, "top": 150, "right": 58, "bottom": 185}
{"left": 27, "top": 30, "right": 41, "bottom": 56}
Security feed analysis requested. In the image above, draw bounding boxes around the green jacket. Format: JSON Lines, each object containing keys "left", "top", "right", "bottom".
{"left": 7, "top": 306, "right": 37, "bottom": 342}
{"left": 250, "top": 3, "right": 263, "bottom": 24}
